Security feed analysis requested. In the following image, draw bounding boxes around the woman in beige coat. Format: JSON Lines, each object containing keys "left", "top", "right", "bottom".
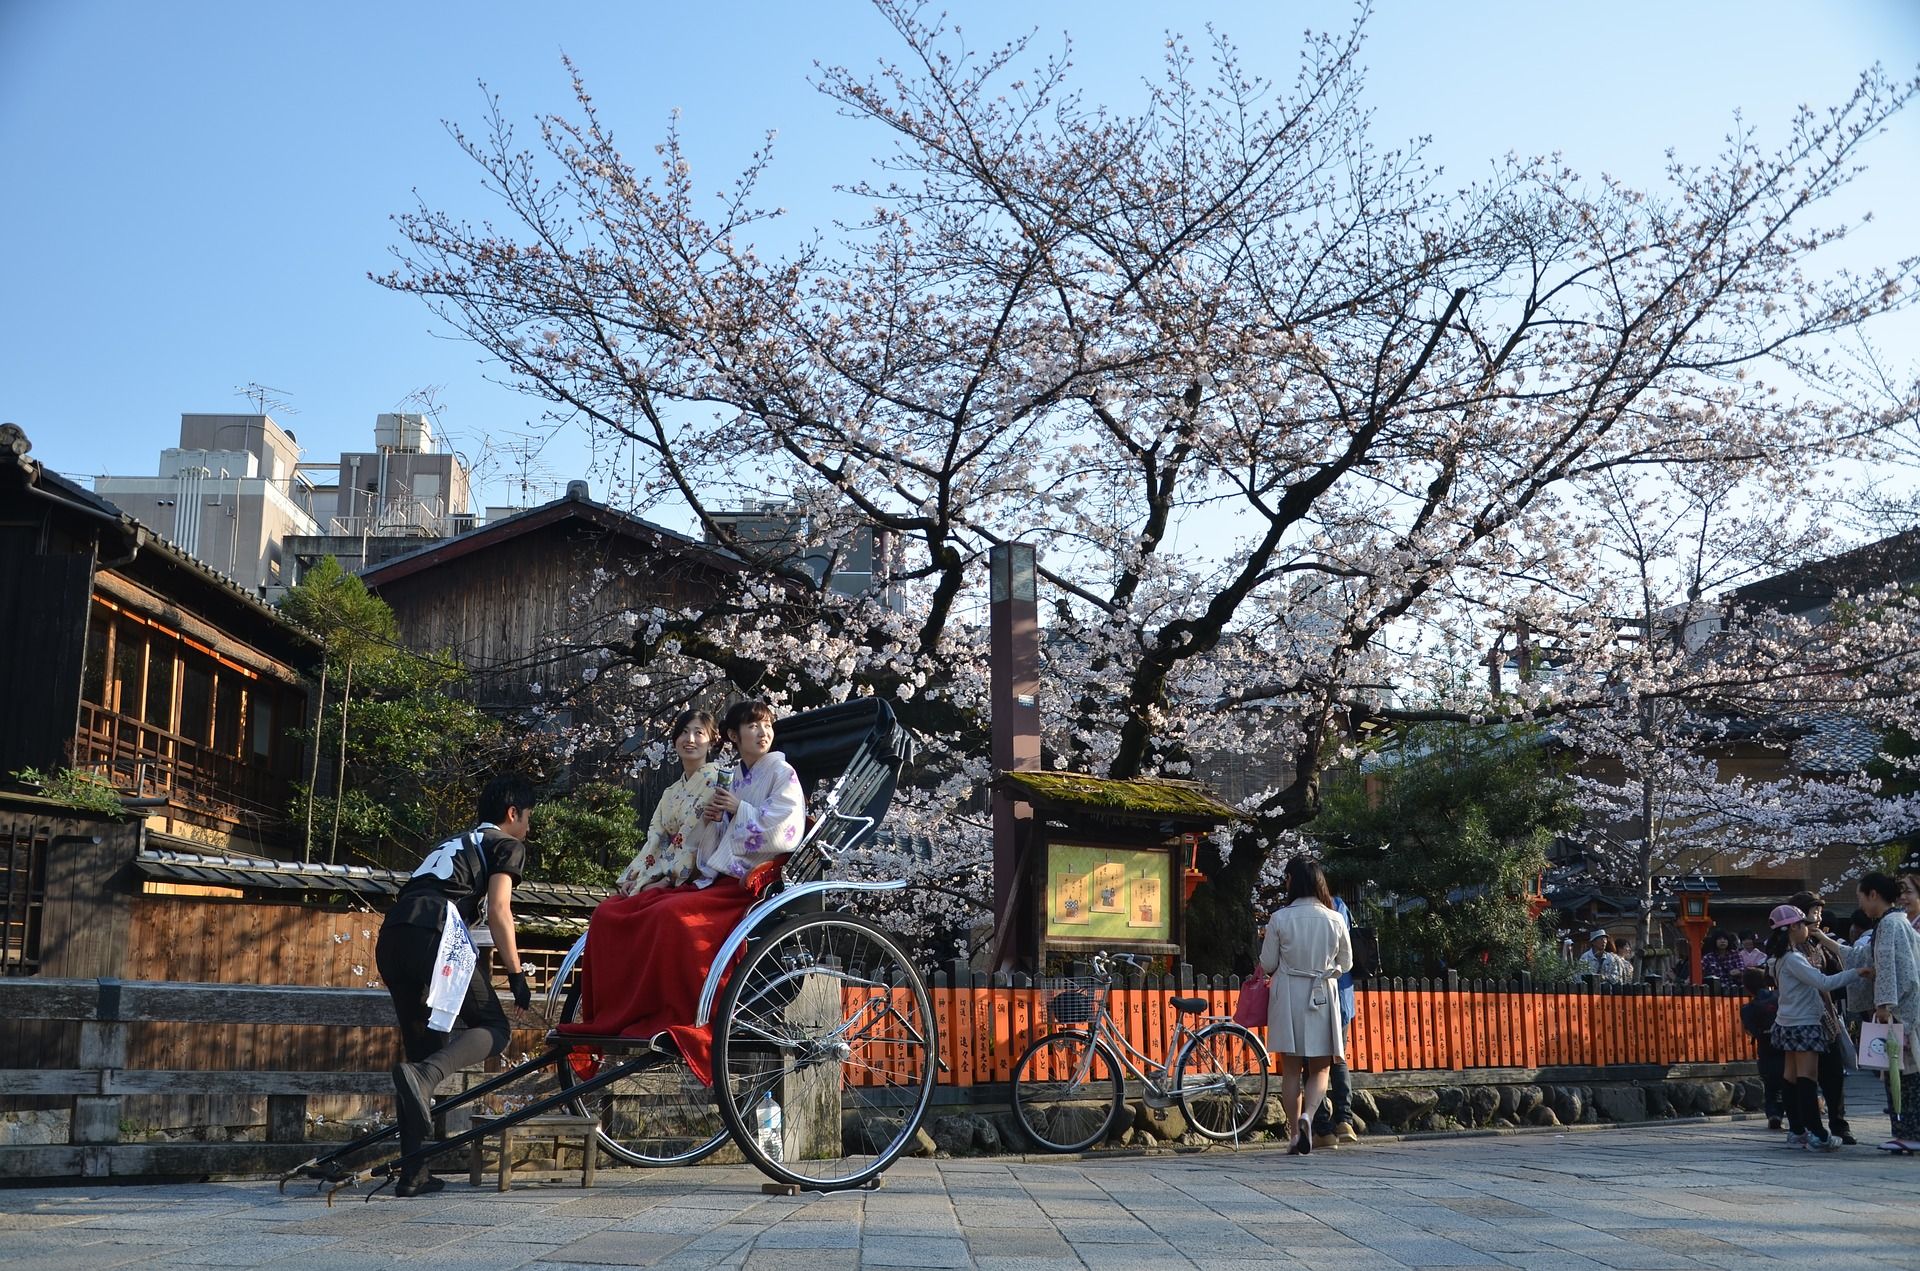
{"left": 1259, "top": 857, "right": 1354, "bottom": 1155}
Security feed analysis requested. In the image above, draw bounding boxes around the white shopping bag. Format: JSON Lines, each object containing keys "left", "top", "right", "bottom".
{"left": 424, "top": 901, "right": 478, "bottom": 1033}
{"left": 1857, "top": 1021, "right": 1904, "bottom": 1070}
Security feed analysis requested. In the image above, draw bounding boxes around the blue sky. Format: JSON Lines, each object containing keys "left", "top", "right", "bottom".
{"left": 3, "top": 1, "right": 1916, "bottom": 524}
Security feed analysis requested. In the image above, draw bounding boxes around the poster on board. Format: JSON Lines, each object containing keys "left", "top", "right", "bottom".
{"left": 1053, "top": 871, "right": 1091, "bottom": 925}
{"left": 1129, "top": 876, "right": 1163, "bottom": 929}
{"left": 1044, "top": 842, "right": 1173, "bottom": 943}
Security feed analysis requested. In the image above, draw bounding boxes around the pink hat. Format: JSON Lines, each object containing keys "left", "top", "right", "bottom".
{"left": 1769, "top": 904, "right": 1806, "bottom": 930}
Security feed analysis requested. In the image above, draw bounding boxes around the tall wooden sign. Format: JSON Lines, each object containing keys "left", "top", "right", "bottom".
{"left": 989, "top": 543, "right": 1039, "bottom": 968}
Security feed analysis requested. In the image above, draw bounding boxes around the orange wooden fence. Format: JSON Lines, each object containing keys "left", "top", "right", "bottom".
{"left": 874, "top": 976, "right": 1754, "bottom": 1088}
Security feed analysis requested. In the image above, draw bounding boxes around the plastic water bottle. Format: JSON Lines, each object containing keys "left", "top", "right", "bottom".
{"left": 755, "top": 1092, "right": 783, "bottom": 1161}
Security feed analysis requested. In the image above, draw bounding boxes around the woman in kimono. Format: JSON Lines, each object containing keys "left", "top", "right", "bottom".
{"left": 611, "top": 709, "right": 722, "bottom": 896}
{"left": 1259, "top": 856, "right": 1353, "bottom": 1156}
{"left": 698, "top": 699, "right": 806, "bottom": 879}
{"left": 560, "top": 700, "right": 806, "bottom": 1084}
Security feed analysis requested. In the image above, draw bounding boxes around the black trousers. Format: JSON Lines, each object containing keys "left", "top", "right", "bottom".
{"left": 1817, "top": 1038, "right": 1849, "bottom": 1134}
{"left": 1758, "top": 1047, "right": 1786, "bottom": 1118}
{"left": 374, "top": 921, "right": 510, "bottom": 1066}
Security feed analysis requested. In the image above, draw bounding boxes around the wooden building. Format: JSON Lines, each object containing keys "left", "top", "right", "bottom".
{"left": 357, "top": 486, "right": 748, "bottom": 715}
{"left": 0, "top": 789, "right": 599, "bottom": 1131}
{"left": 0, "top": 428, "right": 320, "bottom": 852}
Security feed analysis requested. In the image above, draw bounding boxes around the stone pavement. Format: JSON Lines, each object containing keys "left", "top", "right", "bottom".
{"left": 4, "top": 1114, "right": 1917, "bottom": 1271}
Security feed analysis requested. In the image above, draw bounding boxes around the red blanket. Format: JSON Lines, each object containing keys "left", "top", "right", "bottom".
{"left": 554, "top": 876, "right": 756, "bottom": 1086}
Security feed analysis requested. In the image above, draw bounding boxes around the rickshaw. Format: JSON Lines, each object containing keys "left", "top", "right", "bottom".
{"left": 283, "top": 698, "right": 937, "bottom": 1199}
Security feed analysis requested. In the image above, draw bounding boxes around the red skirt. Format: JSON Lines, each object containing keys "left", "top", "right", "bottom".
{"left": 554, "top": 877, "right": 756, "bottom": 1085}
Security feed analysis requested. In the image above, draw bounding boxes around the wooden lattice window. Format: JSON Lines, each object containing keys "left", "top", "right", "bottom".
{"left": 0, "top": 821, "right": 48, "bottom": 975}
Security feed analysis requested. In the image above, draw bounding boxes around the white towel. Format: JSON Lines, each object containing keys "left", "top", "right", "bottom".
{"left": 424, "top": 900, "right": 478, "bottom": 1033}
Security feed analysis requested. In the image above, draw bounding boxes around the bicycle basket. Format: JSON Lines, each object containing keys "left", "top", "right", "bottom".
{"left": 1043, "top": 978, "right": 1107, "bottom": 1025}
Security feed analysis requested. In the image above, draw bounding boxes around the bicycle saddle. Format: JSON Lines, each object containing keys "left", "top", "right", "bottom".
{"left": 1169, "top": 996, "right": 1210, "bottom": 1014}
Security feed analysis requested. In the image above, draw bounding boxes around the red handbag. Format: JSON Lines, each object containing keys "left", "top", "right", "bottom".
{"left": 1233, "top": 967, "right": 1270, "bottom": 1028}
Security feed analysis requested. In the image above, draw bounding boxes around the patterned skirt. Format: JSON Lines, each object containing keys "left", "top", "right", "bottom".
{"left": 1771, "top": 1022, "right": 1829, "bottom": 1054}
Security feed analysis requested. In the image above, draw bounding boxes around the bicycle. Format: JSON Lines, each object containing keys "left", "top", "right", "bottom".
{"left": 1011, "top": 951, "right": 1270, "bottom": 1153}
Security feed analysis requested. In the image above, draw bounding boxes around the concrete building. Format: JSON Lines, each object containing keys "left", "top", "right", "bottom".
{"left": 297, "top": 413, "right": 473, "bottom": 538}
{"left": 91, "top": 414, "right": 320, "bottom": 598}
{"left": 90, "top": 412, "right": 481, "bottom": 602}
{"left": 703, "top": 500, "right": 894, "bottom": 600}
{"left": 282, "top": 413, "right": 477, "bottom": 591}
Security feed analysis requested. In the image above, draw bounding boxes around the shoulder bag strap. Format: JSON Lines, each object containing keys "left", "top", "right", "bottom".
{"left": 469, "top": 829, "right": 492, "bottom": 927}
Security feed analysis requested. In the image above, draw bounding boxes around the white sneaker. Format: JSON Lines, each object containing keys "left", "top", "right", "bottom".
{"left": 1807, "top": 1134, "right": 1841, "bottom": 1152}
{"left": 1784, "top": 1132, "right": 1808, "bottom": 1148}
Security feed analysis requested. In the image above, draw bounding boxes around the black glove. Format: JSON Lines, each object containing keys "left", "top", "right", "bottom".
{"left": 508, "top": 971, "right": 532, "bottom": 1011}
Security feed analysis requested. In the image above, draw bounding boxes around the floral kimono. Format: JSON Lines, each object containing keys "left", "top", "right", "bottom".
{"left": 562, "top": 750, "right": 805, "bottom": 1087}
{"left": 701, "top": 749, "right": 806, "bottom": 881}
{"left": 613, "top": 763, "right": 722, "bottom": 896}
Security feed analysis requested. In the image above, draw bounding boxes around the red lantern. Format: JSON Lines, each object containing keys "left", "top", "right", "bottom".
{"left": 1182, "top": 832, "right": 1206, "bottom": 903}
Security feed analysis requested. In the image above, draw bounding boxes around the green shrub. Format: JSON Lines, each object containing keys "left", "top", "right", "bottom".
{"left": 11, "top": 766, "right": 126, "bottom": 816}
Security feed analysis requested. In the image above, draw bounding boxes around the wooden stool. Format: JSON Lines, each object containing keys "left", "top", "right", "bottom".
{"left": 468, "top": 1113, "right": 600, "bottom": 1191}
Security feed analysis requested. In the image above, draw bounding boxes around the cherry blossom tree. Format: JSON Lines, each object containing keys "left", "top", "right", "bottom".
{"left": 379, "top": 2, "right": 1920, "bottom": 958}
{"left": 1534, "top": 469, "right": 1920, "bottom": 944}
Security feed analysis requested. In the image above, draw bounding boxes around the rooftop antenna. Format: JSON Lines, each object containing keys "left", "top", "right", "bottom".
{"left": 235, "top": 382, "right": 299, "bottom": 418}
{"left": 394, "top": 384, "right": 446, "bottom": 418}
{"left": 499, "top": 428, "right": 562, "bottom": 508}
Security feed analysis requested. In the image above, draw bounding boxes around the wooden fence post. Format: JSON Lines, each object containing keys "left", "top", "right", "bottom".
{"left": 932, "top": 970, "right": 953, "bottom": 1085}
{"left": 1444, "top": 971, "right": 1464, "bottom": 1071}
{"left": 267, "top": 1095, "right": 307, "bottom": 1143}
{"left": 1011, "top": 971, "right": 1033, "bottom": 1080}
{"left": 956, "top": 959, "right": 983, "bottom": 1090}
{"left": 73, "top": 979, "right": 127, "bottom": 1175}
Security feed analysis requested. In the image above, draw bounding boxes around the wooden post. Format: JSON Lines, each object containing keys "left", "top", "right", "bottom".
{"left": 989, "top": 544, "right": 1040, "bottom": 971}
{"left": 780, "top": 972, "right": 842, "bottom": 1162}
{"left": 990, "top": 972, "right": 1012, "bottom": 1084}
{"left": 267, "top": 1095, "right": 307, "bottom": 1142}
{"left": 1011, "top": 975, "right": 1032, "bottom": 1076}
{"left": 1444, "top": 971, "right": 1463, "bottom": 1071}
{"left": 439, "top": 1071, "right": 474, "bottom": 1139}
{"left": 73, "top": 980, "right": 127, "bottom": 1176}
{"left": 951, "top": 959, "right": 975, "bottom": 1086}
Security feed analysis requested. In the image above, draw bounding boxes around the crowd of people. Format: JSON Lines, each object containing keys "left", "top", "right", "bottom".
{"left": 1734, "top": 879, "right": 1920, "bottom": 1153}
{"left": 1252, "top": 867, "right": 1920, "bottom": 1158}
{"left": 1574, "top": 924, "right": 1782, "bottom": 989}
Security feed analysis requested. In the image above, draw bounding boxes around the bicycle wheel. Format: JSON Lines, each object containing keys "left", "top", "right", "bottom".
{"left": 1174, "top": 1022, "right": 1269, "bottom": 1141}
{"left": 712, "top": 911, "right": 937, "bottom": 1190}
{"left": 1011, "top": 1031, "right": 1125, "bottom": 1152}
{"left": 551, "top": 951, "right": 732, "bottom": 1167}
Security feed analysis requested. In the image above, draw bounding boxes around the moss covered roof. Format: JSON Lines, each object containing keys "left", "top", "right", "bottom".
{"left": 997, "top": 771, "right": 1241, "bottom": 824}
